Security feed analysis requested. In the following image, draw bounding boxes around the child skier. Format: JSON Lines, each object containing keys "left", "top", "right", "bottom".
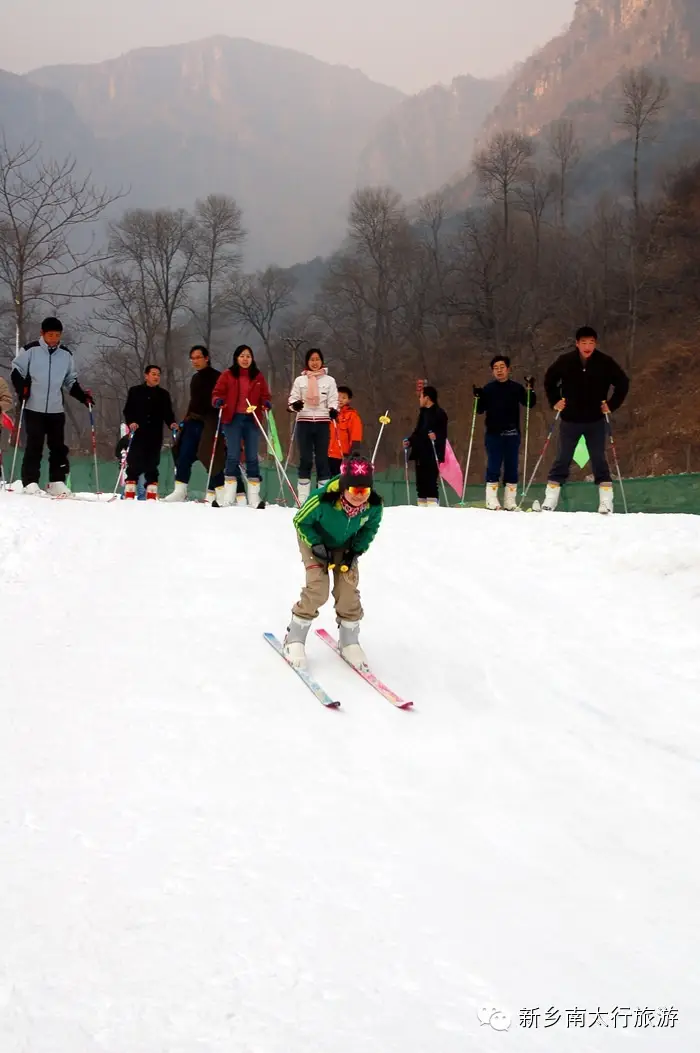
{"left": 403, "top": 385, "right": 448, "bottom": 506}
{"left": 328, "top": 385, "right": 363, "bottom": 476}
{"left": 283, "top": 454, "right": 383, "bottom": 669}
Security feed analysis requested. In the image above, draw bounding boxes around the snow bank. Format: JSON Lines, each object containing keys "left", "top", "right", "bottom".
{"left": 1, "top": 494, "right": 698, "bottom": 1051}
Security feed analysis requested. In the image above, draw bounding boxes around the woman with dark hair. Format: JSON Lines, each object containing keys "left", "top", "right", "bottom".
{"left": 212, "top": 344, "right": 271, "bottom": 507}
{"left": 288, "top": 348, "right": 339, "bottom": 504}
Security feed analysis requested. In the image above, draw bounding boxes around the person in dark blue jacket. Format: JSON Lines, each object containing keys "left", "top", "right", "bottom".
{"left": 473, "top": 356, "right": 535, "bottom": 510}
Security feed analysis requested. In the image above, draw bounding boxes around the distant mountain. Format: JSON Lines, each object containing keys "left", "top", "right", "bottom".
{"left": 357, "top": 75, "right": 503, "bottom": 200}
{"left": 480, "top": 0, "right": 700, "bottom": 142}
{"left": 0, "top": 69, "right": 96, "bottom": 160}
{"left": 26, "top": 36, "right": 404, "bottom": 267}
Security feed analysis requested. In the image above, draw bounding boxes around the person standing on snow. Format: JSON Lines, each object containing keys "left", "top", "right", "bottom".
{"left": 10, "top": 316, "right": 94, "bottom": 496}
{"left": 282, "top": 454, "right": 383, "bottom": 669}
{"left": 473, "top": 356, "right": 535, "bottom": 510}
{"left": 123, "top": 365, "right": 178, "bottom": 500}
{"left": 541, "top": 326, "right": 629, "bottom": 514}
{"left": 212, "top": 344, "right": 272, "bottom": 508}
{"left": 328, "top": 385, "right": 363, "bottom": 476}
{"left": 166, "top": 345, "right": 226, "bottom": 505}
{"left": 288, "top": 348, "right": 339, "bottom": 503}
{"left": 403, "top": 385, "right": 448, "bottom": 506}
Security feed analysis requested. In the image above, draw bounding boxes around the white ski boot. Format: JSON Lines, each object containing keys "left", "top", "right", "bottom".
{"left": 503, "top": 483, "right": 518, "bottom": 511}
{"left": 283, "top": 614, "right": 312, "bottom": 668}
{"left": 485, "top": 482, "right": 501, "bottom": 510}
{"left": 146, "top": 483, "right": 158, "bottom": 501}
{"left": 214, "top": 484, "right": 226, "bottom": 506}
{"left": 47, "top": 481, "right": 70, "bottom": 497}
{"left": 298, "top": 479, "right": 311, "bottom": 504}
{"left": 542, "top": 483, "right": 561, "bottom": 511}
{"left": 598, "top": 484, "right": 614, "bottom": 514}
{"left": 24, "top": 482, "right": 42, "bottom": 495}
{"left": 124, "top": 482, "right": 137, "bottom": 500}
{"left": 220, "top": 477, "right": 237, "bottom": 507}
{"left": 338, "top": 619, "right": 367, "bottom": 668}
{"left": 164, "top": 481, "right": 187, "bottom": 502}
{"left": 247, "top": 479, "right": 262, "bottom": 508}
{"left": 426, "top": 497, "right": 439, "bottom": 506}
{"left": 236, "top": 492, "right": 247, "bottom": 506}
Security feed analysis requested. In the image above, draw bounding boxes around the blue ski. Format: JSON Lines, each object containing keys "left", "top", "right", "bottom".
{"left": 263, "top": 633, "right": 340, "bottom": 708}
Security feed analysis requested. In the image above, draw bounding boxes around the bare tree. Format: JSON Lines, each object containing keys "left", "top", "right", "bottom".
{"left": 547, "top": 119, "right": 581, "bottom": 227}
{"left": 108, "top": 208, "right": 199, "bottom": 386}
{"left": 0, "top": 137, "right": 123, "bottom": 345}
{"left": 192, "top": 193, "right": 246, "bottom": 347}
{"left": 473, "top": 131, "right": 534, "bottom": 244}
{"left": 515, "top": 166, "right": 557, "bottom": 272}
{"left": 224, "top": 266, "right": 297, "bottom": 389}
{"left": 617, "top": 67, "right": 669, "bottom": 364}
{"left": 617, "top": 67, "right": 669, "bottom": 224}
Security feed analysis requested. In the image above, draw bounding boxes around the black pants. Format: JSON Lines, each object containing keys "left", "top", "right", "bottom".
{"left": 328, "top": 457, "right": 342, "bottom": 477}
{"left": 415, "top": 458, "right": 439, "bottom": 500}
{"left": 126, "top": 435, "right": 161, "bottom": 485}
{"left": 22, "top": 410, "right": 69, "bottom": 485}
{"left": 549, "top": 418, "right": 611, "bottom": 485}
{"left": 297, "top": 421, "right": 330, "bottom": 482}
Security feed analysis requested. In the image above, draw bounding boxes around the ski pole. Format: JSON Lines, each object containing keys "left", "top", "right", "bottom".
{"left": 605, "top": 412, "right": 628, "bottom": 514}
{"left": 9, "top": 398, "right": 25, "bottom": 487}
{"left": 521, "top": 388, "right": 532, "bottom": 503}
{"left": 247, "top": 400, "right": 301, "bottom": 508}
{"left": 283, "top": 414, "right": 298, "bottom": 473}
{"left": 113, "top": 431, "right": 135, "bottom": 495}
{"left": 460, "top": 395, "right": 479, "bottom": 504}
{"left": 203, "top": 407, "right": 224, "bottom": 499}
{"left": 431, "top": 437, "right": 450, "bottom": 507}
{"left": 88, "top": 403, "right": 100, "bottom": 492}
{"left": 371, "top": 410, "right": 391, "bottom": 465}
{"left": 518, "top": 410, "right": 560, "bottom": 508}
{"left": 404, "top": 446, "right": 410, "bottom": 505}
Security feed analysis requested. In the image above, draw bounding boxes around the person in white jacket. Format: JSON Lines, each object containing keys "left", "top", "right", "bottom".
{"left": 288, "top": 348, "right": 339, "bottom": 503}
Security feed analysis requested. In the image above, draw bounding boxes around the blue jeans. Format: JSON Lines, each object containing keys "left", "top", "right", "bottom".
{"left": 175, "top": 419, "right": 224, "bottom": 488}
{"left": 485, "top": 432, "right": 520, "bottom": 484}
{"left": 222, "top": 414, "right": 260, "bottom": 480}
{"left": 137, "top": 475, "right": 146, "bottom": 500}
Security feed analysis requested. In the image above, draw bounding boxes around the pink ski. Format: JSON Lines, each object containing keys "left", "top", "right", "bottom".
{"left": 315, "top": 629, "right": 413, "bottom": 709}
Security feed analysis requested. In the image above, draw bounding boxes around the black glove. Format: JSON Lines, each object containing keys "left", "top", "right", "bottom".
{"left": 70, "top": 382, "right": 94, "bottom": 406}
{"left": 10, "top": 369, "right": 29, "bottom": 400}
{"left": 525, "top": 375, "right": 535, "bottom": 389}
{"left": 472, "top": 385, "right": 484, "bottom": 399}
{"left": 290, "top": 400, "right": 303, "bottom": 412}
{"left": 338, "top": 549, "right": 358, "bottom": 573}
{"left": 311, "top": 543, "right": 332, "bottom": 566}
{"left": 329, "top": 407, "right": 339, "bottom": 421}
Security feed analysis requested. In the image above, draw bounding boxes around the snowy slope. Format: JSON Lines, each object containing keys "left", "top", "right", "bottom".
{"left": 1, "top": 493, "right": 699, "bottom": 1052}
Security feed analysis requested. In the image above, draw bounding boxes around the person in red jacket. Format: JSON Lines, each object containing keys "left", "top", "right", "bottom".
{"left": 328, "top": 385, "right": 363, "bottom": 475}
{"left": 212, "top": 344, "right": 271, "bottom": 507}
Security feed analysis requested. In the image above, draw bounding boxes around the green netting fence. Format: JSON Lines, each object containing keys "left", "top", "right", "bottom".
{"left": 18, "top": 452, "right": 700, "bottom": 514}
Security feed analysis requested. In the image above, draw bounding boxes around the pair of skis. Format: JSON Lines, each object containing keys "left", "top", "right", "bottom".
{"left": 264, "top": 629, "right": 412, "bottom": 710}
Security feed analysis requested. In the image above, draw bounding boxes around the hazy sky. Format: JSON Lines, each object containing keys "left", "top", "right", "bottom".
{"left": 1, "top": 0, "right": 575, "bottom": 92}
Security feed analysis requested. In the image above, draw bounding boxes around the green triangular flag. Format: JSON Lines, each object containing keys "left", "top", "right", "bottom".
{"left": 267, "top": 410, "right": 284, "bottom": 462}
{"left": 572, "top": 435, "right": 589, "bottom": 469}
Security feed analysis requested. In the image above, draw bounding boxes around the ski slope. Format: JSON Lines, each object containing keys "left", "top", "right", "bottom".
{"left": 1, "top": 492, "right": 699, "bottom": 1052}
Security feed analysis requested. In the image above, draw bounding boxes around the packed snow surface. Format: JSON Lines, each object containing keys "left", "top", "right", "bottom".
{"left": 1, "top": 492, "right": 699, "bottom": 1052}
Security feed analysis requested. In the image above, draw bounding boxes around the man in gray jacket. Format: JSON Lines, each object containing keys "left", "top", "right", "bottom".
{"left": 11, "top": 316, "right": 93, "bottom": 496}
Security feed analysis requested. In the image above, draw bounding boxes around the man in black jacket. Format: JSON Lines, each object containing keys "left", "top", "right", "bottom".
{"left": 541, "top": 326, "right": 629, "bottom": 513}
{"left": 404, "top": 385, "right": 448, "bottom": 506}
{"left": 123, "top": 364, "right": 177, "bottom": 500}
{"left": 165, "top": 345, "right": 226, "bottom": 504}
{"left": 474, "top": 355, "right": 535, "bottom": 510}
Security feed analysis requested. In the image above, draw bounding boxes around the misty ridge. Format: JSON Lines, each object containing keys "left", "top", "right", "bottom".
{"left": 1, "top": 0, "right": 700, "bottom": 479}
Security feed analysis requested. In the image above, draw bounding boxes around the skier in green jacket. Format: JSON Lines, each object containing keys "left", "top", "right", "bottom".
{"left": 283, "top": 454, "right": 383, "bottom": 669}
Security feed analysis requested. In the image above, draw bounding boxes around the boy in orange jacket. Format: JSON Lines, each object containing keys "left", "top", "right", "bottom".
{"left": 328, "top": 386, "right": 363, "bottom": 475}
